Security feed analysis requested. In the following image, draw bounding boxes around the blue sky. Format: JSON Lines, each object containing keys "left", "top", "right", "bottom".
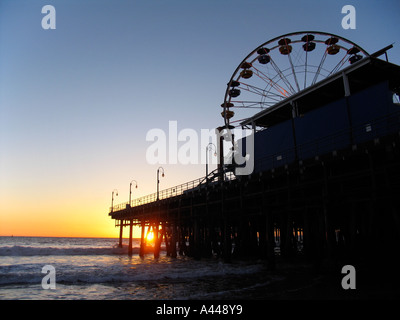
{"left": 0, "top": 0, "right": 399, "bottom": 236}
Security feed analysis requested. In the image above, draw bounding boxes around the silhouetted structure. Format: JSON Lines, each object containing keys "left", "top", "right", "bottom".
{"left": 109, "top": 55, "right": 400, "bottom": 274}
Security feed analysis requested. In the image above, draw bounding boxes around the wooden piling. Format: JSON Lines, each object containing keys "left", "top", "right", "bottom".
{"left": 266, "top": 211, "right": 275, "bottom": 270}
{"left": 193, "top": 220, "right": 201, "bottom": 260}
{"left": 171, "top": 224, "right": 177, "bottom": 258}
{"left": 128, "top": 219, "right": 133, "bottom": 255}
{"left": 178, "top": 226, "right": 187, "bottom": 256}
{"left": 154, "top": 222, "right": 161, "bottom": 259}
{"left": 223, "top": 220, "right": 232, "bottom": 263}
{"left": 140, "top": 221, "right": 146, "bottom": 258}
{"left": 118, "top": 219, "right": 123, "bottom": 248}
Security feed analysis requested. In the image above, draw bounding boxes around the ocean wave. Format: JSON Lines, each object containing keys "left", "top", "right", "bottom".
{"left": 0, "top": 255, "right": 266, "bottom": 287}
{"left": 0, "top": 245, "right": 137, "bottom": 257}
{"left": 0, "top": 264, "right": 266, "bottom": 287}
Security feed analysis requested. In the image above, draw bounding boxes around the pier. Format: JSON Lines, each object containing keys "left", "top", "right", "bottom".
{"left": 109, "top": 118, "right": 400, "bottom": 266}
{"left": 108, "top": 37, "right": 400, "bottom": 271}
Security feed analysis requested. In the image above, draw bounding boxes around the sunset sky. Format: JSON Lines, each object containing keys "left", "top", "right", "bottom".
{"left": 1, "top": 0, "right": 399, "bottom": 238}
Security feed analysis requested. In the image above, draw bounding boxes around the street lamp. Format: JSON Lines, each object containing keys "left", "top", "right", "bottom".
{"left": 129, "top": 180, "right": 138, "bottom": 206}
{"left": 111, "top": 189, "right": 118, "bottom": 212}
{"left": 157, "top": 167, "right": 165, "bottom": 201}
{"left": 206, "top": 143, "right": 217, "bottom": 180}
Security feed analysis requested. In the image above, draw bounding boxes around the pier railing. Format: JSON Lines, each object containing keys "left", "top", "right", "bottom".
{"left": 110, "top": 169, "right": 235, "bottom": 212}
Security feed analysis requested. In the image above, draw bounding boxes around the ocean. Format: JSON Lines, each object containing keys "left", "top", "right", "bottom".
{"left": 0, "top": 236, "right": 279, "bottom": 300}
{"left": 2, "top": 236, "right": 396, "bottom": 303}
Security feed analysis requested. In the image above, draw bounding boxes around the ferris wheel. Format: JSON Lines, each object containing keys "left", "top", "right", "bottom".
{"left": 221, "top": 31, "right": 369, "bottom": 127}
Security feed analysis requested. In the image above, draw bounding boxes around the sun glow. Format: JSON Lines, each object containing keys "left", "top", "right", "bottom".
{"left": 146, "top": 231, "right": 155, "bottom": 242}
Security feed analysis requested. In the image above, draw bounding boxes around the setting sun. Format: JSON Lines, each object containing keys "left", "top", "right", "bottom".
{"left": 146, "top": 231, "right": 155, "bottom": 242}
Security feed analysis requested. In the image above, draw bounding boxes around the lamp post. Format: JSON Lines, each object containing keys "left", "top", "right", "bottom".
{"left": 111, "top": 189, "right": 118, "bottom": 212}
{"left": 129, "top": 180, "right": 138, "bottom": 206}
{"left": 157, "top": 167, "right": 165, "bottom": 201}
{"left": 206, "top": 143, "right": 217, "bottom": 181}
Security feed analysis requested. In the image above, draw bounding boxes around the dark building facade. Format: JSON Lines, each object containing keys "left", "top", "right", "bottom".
{"left": 240, "top": 57, "right": 400, "bottom": 174}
